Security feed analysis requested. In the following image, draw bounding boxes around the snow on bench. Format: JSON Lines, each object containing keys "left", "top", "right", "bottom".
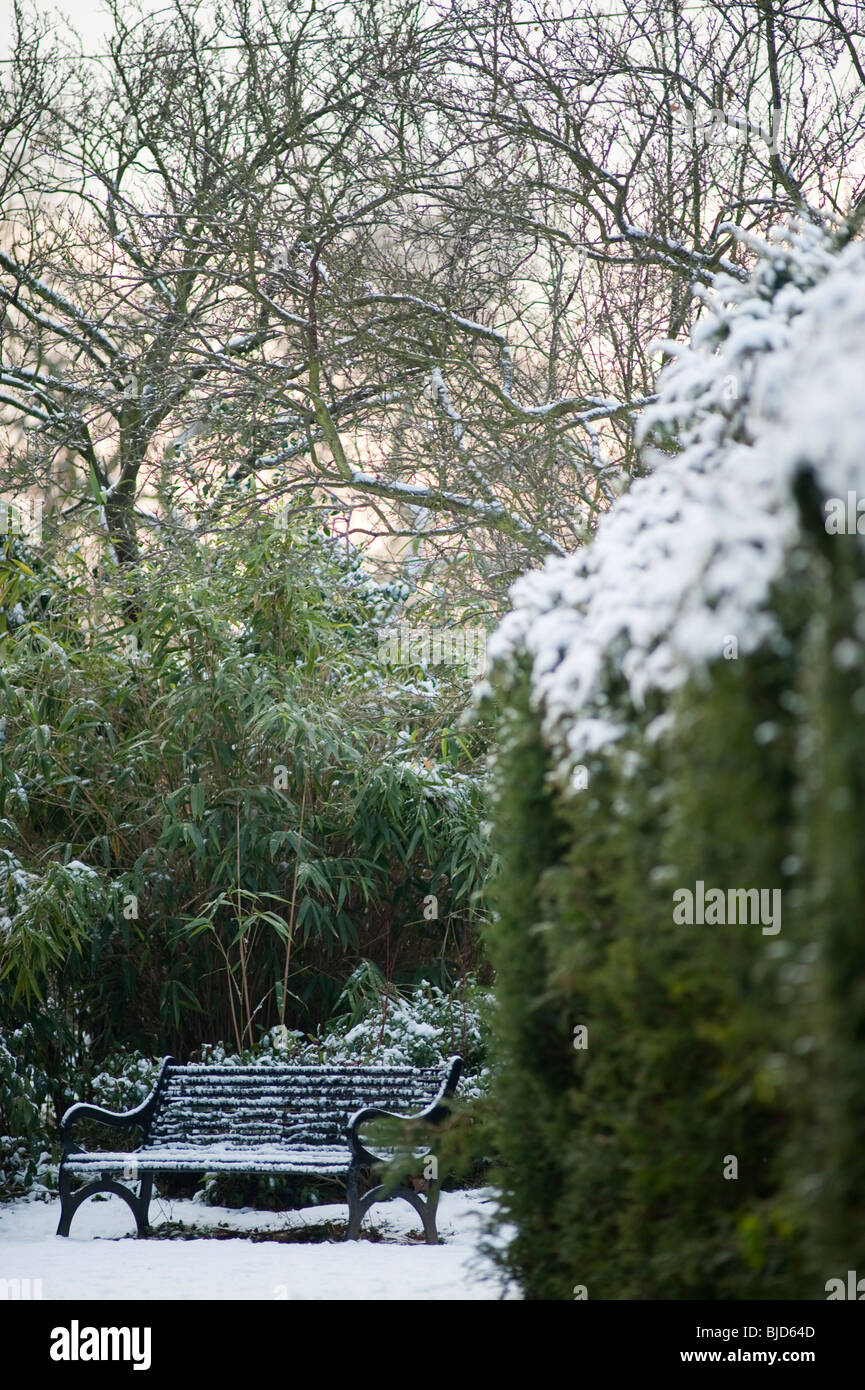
{"left": 57, "top": 1056, "right": 462, "bottom": 1244}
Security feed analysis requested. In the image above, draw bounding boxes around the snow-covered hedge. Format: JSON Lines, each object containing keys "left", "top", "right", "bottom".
{"left": 483, "top": 218, "right": 865, "bottom": 1299}
{"left": 487, "top": 221, "right": 865, "bottom": 779}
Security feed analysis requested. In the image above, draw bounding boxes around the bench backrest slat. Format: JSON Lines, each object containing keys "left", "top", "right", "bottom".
{"left": 144, "top": 1062, "right": 451, "bottom": 1150}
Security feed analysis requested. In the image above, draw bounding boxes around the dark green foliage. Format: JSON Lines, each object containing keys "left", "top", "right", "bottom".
{"left": 0, "top": 1025, "right": 52, "bottom": 1196}
{"left": 0, "top": 516, "right": 490, "bottom": 1141}
{"left": 484, "top": 673, "right": 574, "bottom": 1298}
{"left": 485, "top": 534, "right": 865, "bottom": 1298}
{"left": 794, "top": 522, "right": 865, "bottom": 1275}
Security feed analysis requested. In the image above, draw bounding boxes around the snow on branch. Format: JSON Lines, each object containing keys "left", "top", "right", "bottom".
{"left": 0, "top": 249, "right": 121, "bottom": 365}
{"left": 356, "top": 291, "right": 653, "bottom": 428}
{"left": 346, "top": 470, "right": 566, "bottom": 556}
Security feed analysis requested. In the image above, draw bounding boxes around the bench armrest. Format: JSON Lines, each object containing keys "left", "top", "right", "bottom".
{"left": 347, "top": 1055, "right": 462, "bottom": 1165}
{"left": 59, "top": 1056, "right": 175, "bottom": 1157}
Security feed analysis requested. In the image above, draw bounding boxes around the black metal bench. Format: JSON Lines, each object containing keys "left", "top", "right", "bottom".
{"left": 57, "top": 1055, "right": 462, "bottom": 1244}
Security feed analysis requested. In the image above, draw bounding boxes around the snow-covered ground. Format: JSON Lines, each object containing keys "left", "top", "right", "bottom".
{"left": 0, "top": 1188, "right": 516, "bottom": 1300}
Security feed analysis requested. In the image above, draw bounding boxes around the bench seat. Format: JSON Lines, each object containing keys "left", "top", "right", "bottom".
{"left": 63, "top": 1145, "right": 356, "bottom": 1174}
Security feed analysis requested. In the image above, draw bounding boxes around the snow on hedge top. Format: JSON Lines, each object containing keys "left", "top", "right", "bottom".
{"left": 486, "top": 221, "right": 865, "bottom": 780}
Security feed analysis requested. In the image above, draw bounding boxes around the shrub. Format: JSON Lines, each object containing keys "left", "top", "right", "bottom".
{"left": 0, "top": 514, "right": 490, "bottom": 1074}
{"left": 482, "top": 220, "right": 865, "bottom": 1298}
{"left": 0, "top": 1026, "right": 55, "bottom": 1200}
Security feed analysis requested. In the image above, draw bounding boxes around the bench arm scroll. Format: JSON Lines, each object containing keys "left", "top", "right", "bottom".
{"left": 59, "top": 1056, "right": 175, "bottom": 1157}
{"left": 347, "top": 1055, "right": 462, "bottom": 1165}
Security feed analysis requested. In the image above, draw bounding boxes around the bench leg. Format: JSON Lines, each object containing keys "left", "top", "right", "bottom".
{"left": 135, "top": 1172, "right": 153, "bottom": 1236}
{"left": 421, "top": 1179, "right": 441, "bottom": 1245}
{"left": 398, "top": 1182, "right": 440, "bottom": 1245}
{"left": 345, "top": 1168, "right": 441, "bottom": 1244}
{"left": 346, "top": 1165, "right": 364, "bottom": 1240}
{"left": 57, "top": 1167, "right": 153, "bottom": 1238}
{"left": 57, "top": 1163, "right": 75, "bottom": 1237}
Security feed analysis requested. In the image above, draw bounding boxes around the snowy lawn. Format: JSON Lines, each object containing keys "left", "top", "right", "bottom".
{"left": 0, "top": 1188, "right": 516, "bottom": 1300}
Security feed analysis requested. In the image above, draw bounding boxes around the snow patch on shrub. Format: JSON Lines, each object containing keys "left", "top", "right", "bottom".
{"left": 487, "top": 221, "right": 865, "bottom": 781}
{"left": 198, "top": 977, "right": 489, "bottom": 1097}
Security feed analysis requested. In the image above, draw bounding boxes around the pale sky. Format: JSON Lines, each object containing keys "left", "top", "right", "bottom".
{"left": 0, "top": 1, "right": 173, "bottom": 60}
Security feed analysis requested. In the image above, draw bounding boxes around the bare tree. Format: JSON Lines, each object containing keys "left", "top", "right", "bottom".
{"left": 2, "top": 0, "right": 863, "bottom": 611}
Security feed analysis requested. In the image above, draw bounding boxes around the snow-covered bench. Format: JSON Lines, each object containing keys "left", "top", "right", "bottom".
{"left": 57, "top": 1055, "right": 462, "bottom": 1243}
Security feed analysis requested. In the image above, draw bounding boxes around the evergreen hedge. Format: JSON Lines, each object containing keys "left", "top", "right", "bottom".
{"left": 483, "top": 224, "right": 865, "bottom": 1299}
